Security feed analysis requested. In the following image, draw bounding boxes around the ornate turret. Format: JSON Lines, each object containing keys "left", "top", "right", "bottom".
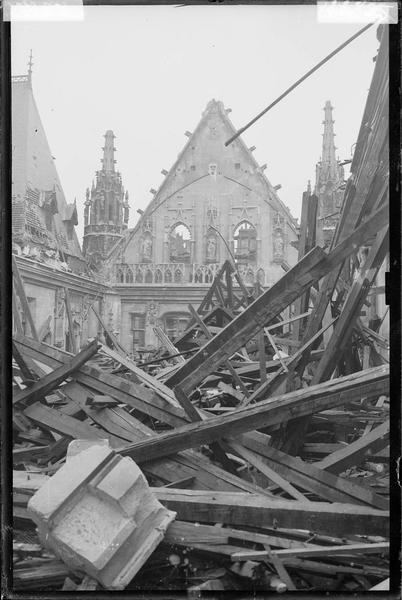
{"left": 82, "top": 131, "right": 130, "bottom": 268}
{"left": 314, "top": 101, "right": 345, "bottom": 247}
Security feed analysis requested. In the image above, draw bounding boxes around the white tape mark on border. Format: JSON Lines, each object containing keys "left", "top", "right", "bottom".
{"left": 4, "top": 0, "right": 84, "bottom": 22}
{"left": 317, "top": 1, "right": 398, "bottom": 24}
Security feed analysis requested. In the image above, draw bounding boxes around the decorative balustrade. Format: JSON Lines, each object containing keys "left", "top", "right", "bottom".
{"left": 114, "top": 263, "right": 266, "bottom": 285}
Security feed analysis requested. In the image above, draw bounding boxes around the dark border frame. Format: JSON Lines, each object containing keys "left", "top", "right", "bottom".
{"left": 1, "top": 2, "right": 400, "bottom": 598}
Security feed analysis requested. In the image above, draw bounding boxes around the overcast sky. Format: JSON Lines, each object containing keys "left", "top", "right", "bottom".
{"left": 11, "top": 5, "right": 379, "bottom": 243}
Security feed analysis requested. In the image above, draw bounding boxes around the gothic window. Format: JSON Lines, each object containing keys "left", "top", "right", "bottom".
{"left": 135, "top": 268, "right": 143, "bottom": 283}
{"left": 165, "top": 269, "right": 172, "bottom": 283}
{"left": 117, "top": 269, "right": 124, "bottom": 283}
{"left": 169, "top": 223, "right": 191, "bottom": 263}
{"left": 126, "top": 267, "right": 134, "bottom": 284}
{"left": 163, "top": 313, "right": 190, "bottom": 341}
{"left": 131, "top": 313, "right": 146, "bottom": 350}
{"left": 155, "top": 269, "right": 163, "bottom": 283}
{"left": 257, "top": 268, "right": 265, "bottom": 285}
{"left": 234, "top": 221, "right": 257, "bottom": 264}
{"left": 145, "top": 269, "right": 153, "bottom": 283}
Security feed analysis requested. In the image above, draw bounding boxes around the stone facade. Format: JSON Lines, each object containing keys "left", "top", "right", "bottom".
{"left": 106, "top": 99, "right": 299, "bottom": 353}
{"left": 11, "top": 69, "right": 110, "bottom": 349}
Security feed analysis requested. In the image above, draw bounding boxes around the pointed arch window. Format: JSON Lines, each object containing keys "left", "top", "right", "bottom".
{"left": 234, "top": 221, "right": 257, "bottom": 264}
{"left": 170, "top": 223, "right": 191, "bottom": 263}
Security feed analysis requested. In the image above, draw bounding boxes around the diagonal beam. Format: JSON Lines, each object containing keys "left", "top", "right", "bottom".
{"left": 119, "top": 366, "right": 388, "bottom": 463}
{"left": 166, "top": 204, "right": 387, "bottom": 394}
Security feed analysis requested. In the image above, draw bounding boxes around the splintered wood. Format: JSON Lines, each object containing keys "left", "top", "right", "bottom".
{"left": 11, "top": 28, "right": 390, "bottom": 594}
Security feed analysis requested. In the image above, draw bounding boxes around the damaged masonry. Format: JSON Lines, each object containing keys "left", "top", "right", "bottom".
{"left": 9, "top": 22, "right": 392, "bottom": 594}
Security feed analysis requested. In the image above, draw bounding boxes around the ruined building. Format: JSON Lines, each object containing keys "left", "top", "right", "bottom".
{"left": 11, "top": 61, "right": 109, "bottom": 350}
{"left": 104, "top": 99, "right": 299, "bottom": 352}
{"left": 83, "top": 131, "right": 130, "bottom": 269}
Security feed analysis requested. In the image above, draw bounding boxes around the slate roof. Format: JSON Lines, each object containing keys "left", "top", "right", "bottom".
{"left": 12, "top": 77, "right": 83, "bottom": 260}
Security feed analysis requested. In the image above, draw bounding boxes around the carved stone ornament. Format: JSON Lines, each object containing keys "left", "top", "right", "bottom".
{"left": 206, "top": 234, "right": 218, "bottom": 262}
{"left": 141, "top": 234, "right": 153, "bottom": 261}
{"left": 147, "top": 302, "right": 159, "bottom": 325}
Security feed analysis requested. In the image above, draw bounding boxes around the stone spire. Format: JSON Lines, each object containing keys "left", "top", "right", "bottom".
{"left": 314, "top": 101, "right": 345, "bottom": 248}
{"left": 27, "top": 50, "right": 33, "bottom": 85}
{"left": 320, "top": 101, "right": 338, "bottom": 181}
{"left": 101, "top": 130, "right": 116, "bottom": 173}
{"left": 82, "top": 131, "right": 129, "bottom": 268}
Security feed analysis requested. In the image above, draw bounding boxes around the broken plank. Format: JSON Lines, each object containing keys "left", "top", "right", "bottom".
{"left": 231, "top": 541, "right": 389, "bottom": 561}
{"left": 166, "top": 204, "right": 388, "bottom": 394}
{"left": 153, "top": 488, "right": 389, "bottom": 537}
{"left": 100, "top": 344, "right": 180, "bottom": 408}
{"left": 12, "top": 255, "right": 39, "bottom": 341}
{"left": 14, "top": 335, "right": 188, "bottom": 428}
{"left": 91, "top": 305, "right": 128, "bottom": 356}
{"left": 22, "top": 402, "right": 122, "bottom": 448}
{"left": 13, "top": 339, "right": 99, "bottom": 407}
{"left": 237, "top": 433, "right": 388, "bottom": 510}
{"left": 64, "top": 288, "right": 77, "bottom": 354}
{"left": 224, "top": 440, "right": 308, "bottom": 502}
{"left": 316, "top": 420, "right": 390, "bottom": 474}
{"left": 118, "top": 366, "right": 388, "bottom": 463}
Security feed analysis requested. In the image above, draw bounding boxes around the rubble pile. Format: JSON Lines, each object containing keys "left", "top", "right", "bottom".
{"left": 11, "top": 27, "right": 390, "bottom": 593}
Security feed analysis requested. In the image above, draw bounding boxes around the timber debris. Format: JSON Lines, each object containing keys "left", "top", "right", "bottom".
{"left": 11, "top": 27, "right": 390, "bottom": 593}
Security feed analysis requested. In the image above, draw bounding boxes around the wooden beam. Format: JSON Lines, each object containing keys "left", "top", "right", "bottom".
{"left": 293, "top": 193, "right": 318, "bottom": 342}
{"left": 153, "top": 488, "right": 389, "bottom": 537}
{"left": 242, "top": 317, "right": 338, "bottom": 406}
{"left": 166, "top": 205, "right": 387, "bottom": 394}
{"left": 14, "top": 335, "right": 187, "bottom": 427}
{"left": 13, "top": 339, "right": 99, "bottom": 407}
{"left": 23, "top": 402, "right": 119, "bottom": 444}
{"left": 187, "top": 303, "right": 249, "bottom": 397}
{"left": 231, "top": 541, "right": 389, "bottom": 562}
{"left": 316, "top": 420, "right": 390, "bottom": 474}
{"left": 12, "top": 255, "right": 38, "bottom": 340}
{"left": 91, "top": 305, "right": 128, "bottom": 356}
{"left": 166, "top": 247, "right": 327, "bottom": 392}
{"left": 153, "top": 326, "right": 185, "bottom": 363}
{"left": 312, "top": 226, "right": 389, "bottom": 384}
{"left": 63, "top": 287, "right": 77, "bottom": 354}
{"left": 100, "top": 344, "right": 179, "bottom": 407}
{"left": 225, "top": 440, "right": 308, "bottom": 502}
{"left": 238, "top": 432, "right": 388, "bottom": 510}
{"left": 118, "top": 366, "right": 388, "bottom": 463}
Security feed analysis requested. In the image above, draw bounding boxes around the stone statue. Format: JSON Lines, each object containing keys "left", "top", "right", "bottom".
{"left": 142, "top": 236, "right": 152, "bottom": 260}
{"left": 206, "top": 236, "right": 217, "bottom": 260}
{"left": 273, "top": 231, "right": 284, "bottom": 257}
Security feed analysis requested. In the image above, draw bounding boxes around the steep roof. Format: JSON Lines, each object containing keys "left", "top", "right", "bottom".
{"left": 12, "top": 76, "right": 83, "bottom": 259}
{"left": 107, "top": 99, "right": 298, "bottom": 263}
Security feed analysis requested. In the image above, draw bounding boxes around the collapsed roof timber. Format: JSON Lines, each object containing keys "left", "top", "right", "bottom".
{"left": 11, "top": 26, "right": 390, "bottom": 593}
